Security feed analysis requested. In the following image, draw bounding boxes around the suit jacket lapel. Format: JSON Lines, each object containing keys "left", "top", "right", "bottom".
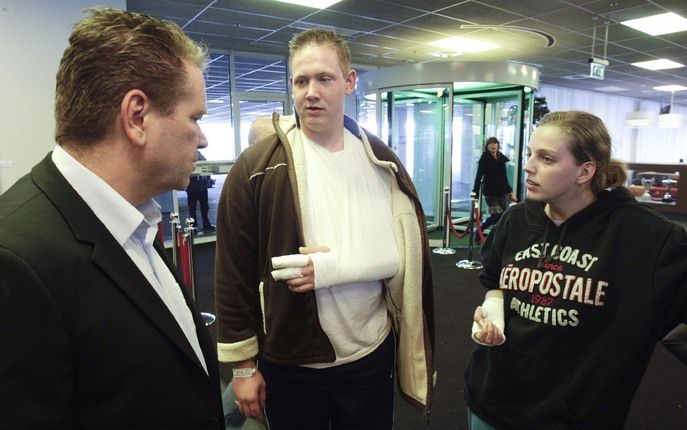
{"left": 154, "top": 238, "right": 219, "bottom": 379}
{"left": 31, "top": 155, "right": 210, "bottom": 375}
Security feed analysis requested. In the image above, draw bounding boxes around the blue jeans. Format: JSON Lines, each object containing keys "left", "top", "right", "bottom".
{"left": 468, "top": 409, "right": 497, "bottom": 430}
{"left": 259, "top": 333, "right": 395, "bottom": 430}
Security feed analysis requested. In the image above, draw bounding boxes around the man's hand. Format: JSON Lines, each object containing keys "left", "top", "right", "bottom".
{"left": 284, "top": 246, "right": 329, "bottom": 293}
{"left": 269, "top": 246, "right": 329, "bottom": 293}
{"left": 232, "top": 361, "right": 267, "bottom": 423}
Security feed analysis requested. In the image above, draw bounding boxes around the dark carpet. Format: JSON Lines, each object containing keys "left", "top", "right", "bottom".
{"left": 190, "top": 244, "right": 686, "bottom": 429}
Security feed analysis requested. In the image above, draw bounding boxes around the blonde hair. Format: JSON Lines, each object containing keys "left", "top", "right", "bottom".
{"left": 288, "top": 28, "right": 351, "bottom": 75}
{"left": 538, "top": 111, "right": 627, "bottom": 194}
{"left": 55, "top": 7, "right": 207, "bottom": 146}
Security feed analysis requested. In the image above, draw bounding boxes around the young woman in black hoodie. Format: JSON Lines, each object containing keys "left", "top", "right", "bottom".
{"left": 473, "top": 137, "right": 518, "bottom": 231}
{"left": 465, "top": 111, "right": 687, "bottom": 430}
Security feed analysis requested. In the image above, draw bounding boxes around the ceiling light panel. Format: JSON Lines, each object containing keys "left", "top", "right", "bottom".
{"left": 274, "top": 0, "right": 341, "bottom": 8}
{"left": 631, "top": 59, "right": 685, "bottom": 71}
{"left": 429, "top": 36, "right": 499, "bottom": 54}
{"left": 654, "top": 85, "right": 687, "bottom": 92}
{"left": 621, "top": 12, "right": 687, "bottom": 36}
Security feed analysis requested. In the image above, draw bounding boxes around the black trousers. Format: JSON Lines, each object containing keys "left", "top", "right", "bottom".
{"left": 187, "top": 190, "right": 210, "bottom": 227}
{"left": 259, "top": 332, "right": 395, "bottom": 430}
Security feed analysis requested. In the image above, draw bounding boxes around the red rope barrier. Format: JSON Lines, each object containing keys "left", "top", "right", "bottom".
{"left": 177, "top": 230, "right": 192, "bottom": 290}
{"left": 446, "top": 199, "right": 486, "bottom": 244}
{"left": 157, "top": 222, "right": 165, "bottom": 243}
{"left": 474, "top": 204, "right": 486, "bottom": 243}
{"left": 447, "top": 210, "right": 469, "bottom": 239}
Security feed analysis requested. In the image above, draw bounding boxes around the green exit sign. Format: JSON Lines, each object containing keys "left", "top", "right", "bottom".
{"left": 590, "top": 62, "right": 606, "bottom": 80}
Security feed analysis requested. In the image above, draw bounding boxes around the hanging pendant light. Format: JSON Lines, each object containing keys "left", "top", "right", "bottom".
{"left": 625, "top": 111, "right": 655, "bottom": 127}
{"left": 656, "top": 91, "right": 684, "bottom": 128}
{"left": 656, "top": 112, "right": 684, "bottom": 127}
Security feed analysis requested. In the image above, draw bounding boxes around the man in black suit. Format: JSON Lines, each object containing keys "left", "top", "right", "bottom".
{"left": 0, "top": 8, "right": 223, "bottom": 429}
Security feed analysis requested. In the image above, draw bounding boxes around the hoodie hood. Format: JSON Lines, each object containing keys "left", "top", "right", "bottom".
{"left": 525, "top": 187, "right": 636, "bottom": 267}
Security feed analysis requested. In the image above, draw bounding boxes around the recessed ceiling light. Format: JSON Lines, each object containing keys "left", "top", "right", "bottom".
{"left": 274, "top": 0, "right": 341, "bottom": 8}
{"left": 621, "top": 12, "right": 687, "bottom": 36}
{"left": 631, "top": 59, "right": 684, "bottom": 70}
{"left": 562, "top": 74, "right": 592, "bottom": 80}
{"left": 429, "top": 36, "right": 499, "bottom": 54}
{"left": 594, "top": 86, "right": 626, "bottom": 92}
{"left": 654, "top": 85, "right": 687, "bottom": 92}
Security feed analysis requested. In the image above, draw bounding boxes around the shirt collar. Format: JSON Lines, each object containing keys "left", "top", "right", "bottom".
{"left": 52, "top": 145, "right": 161, "bottom": 246}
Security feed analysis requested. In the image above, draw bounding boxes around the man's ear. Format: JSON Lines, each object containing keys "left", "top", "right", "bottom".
{"left": 120, "top": 89, "right": 149, "bottom": 147}
{"left": 344, "top": 68, "right": 357, "bottom": 96}
{"left": 577, "top": 161, "right": 597, "bottom": 185}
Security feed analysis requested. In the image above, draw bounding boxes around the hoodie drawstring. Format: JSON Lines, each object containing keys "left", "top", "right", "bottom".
{"left": 537, "top": 221, "right": 570, "bottom": 268}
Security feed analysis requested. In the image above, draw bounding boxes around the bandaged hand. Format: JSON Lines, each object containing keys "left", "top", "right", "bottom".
{"left": 271, "top": 246, "right": 329, "bottom": 293}
{"left": 471, "top": 290, "right": 506, "bottom": 346}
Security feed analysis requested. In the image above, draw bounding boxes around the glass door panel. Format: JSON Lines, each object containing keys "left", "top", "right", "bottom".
{"left": 359, "top": 85, "right": 531, "bottom": 241}
{"left": 357, "top": 94, "right": 378, "bottom": 136}
{"left": 485, "top": 96, "right": 521, "bottom": 197}
{"left": 459, "top": 90, "right": 523, "bottom": 221}
{"left": 452, "top": 98, "right": 484, "bottom": 221}
{"left": 389, "top": 88, "right": 449, "bottom": 229}
{"left": 238, "top": 100, "right": 284, "bottom": 153}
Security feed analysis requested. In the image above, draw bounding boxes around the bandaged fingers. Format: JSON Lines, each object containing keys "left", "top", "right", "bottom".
{"left": 271, "top": 253, "right": 309, "bottom": 281}
{"left": 271, "top": 246, "right": 329, "bottom": 282}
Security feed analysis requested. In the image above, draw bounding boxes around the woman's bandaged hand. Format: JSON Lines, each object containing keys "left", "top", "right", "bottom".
{"left": 471, "top": 291, "right": 506, "bottom": 346}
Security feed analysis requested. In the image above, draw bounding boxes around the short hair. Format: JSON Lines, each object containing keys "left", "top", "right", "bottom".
{"left": 288, "top": 28, "right": 351, "bottom": 76}
{"left": 55, "top": 7, "right": 208, "bottom": 146}
{"left": 538, "top": 111, "right": 627, "bottom": 194}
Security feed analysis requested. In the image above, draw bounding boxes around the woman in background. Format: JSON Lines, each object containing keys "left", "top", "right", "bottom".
{"left": 472, "top": 137, "right": 518, "bottom": 231}
{"left": 465, "top": 111, "right": 687, "bottom": 430}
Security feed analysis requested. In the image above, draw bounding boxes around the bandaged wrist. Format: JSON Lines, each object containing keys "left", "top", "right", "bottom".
{"left": 471, "top": 293, "right": 506, "bottom": 346}
{"left": 308, "top": 251, "right": 333, "bottom": 289}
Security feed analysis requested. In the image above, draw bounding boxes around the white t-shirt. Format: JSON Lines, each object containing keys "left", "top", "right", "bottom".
{"left": 301, "top": 129, "right": 400, "bottom": 367}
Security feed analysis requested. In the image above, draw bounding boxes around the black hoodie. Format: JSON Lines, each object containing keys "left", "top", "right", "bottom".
{"left": 464, "top": 187, "right": 687, "bottom": 430}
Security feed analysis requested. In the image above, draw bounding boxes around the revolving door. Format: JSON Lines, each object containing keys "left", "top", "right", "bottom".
{"left": 357, "top": 62, "right": 538, "bottom": 246}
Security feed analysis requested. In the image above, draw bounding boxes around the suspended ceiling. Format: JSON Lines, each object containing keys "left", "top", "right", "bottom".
{"left": 127, "top": 0, "right": 687, "bottom": 106}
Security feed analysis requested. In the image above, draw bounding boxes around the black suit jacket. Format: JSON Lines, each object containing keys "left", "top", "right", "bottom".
{"left": 0, "top": 155, "right": 224, "bottom": 430}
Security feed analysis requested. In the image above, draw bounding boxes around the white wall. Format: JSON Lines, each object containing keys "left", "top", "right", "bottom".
{"left": 539, "top": 84, "right": 687, "bottom": 164}
{"left": 0, "top": 0, "right": 125, "bottom": 193}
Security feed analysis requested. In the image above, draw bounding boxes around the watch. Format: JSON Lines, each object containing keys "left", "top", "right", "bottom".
{"left": 232, "top": 367, "right": 258, "bottom": 378}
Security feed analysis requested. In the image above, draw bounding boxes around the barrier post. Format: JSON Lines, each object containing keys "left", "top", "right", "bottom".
{"left": 170, "top": 212, "right": 180, "bottom": 268}
{"left": 456, "top": 194, "right": 483, "bottom": 270}
{"left": 433, "top": 186, "right": 456, "bottom": 255}
{"left": 184, "top": 217, "right": 216, "bottom": 326}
